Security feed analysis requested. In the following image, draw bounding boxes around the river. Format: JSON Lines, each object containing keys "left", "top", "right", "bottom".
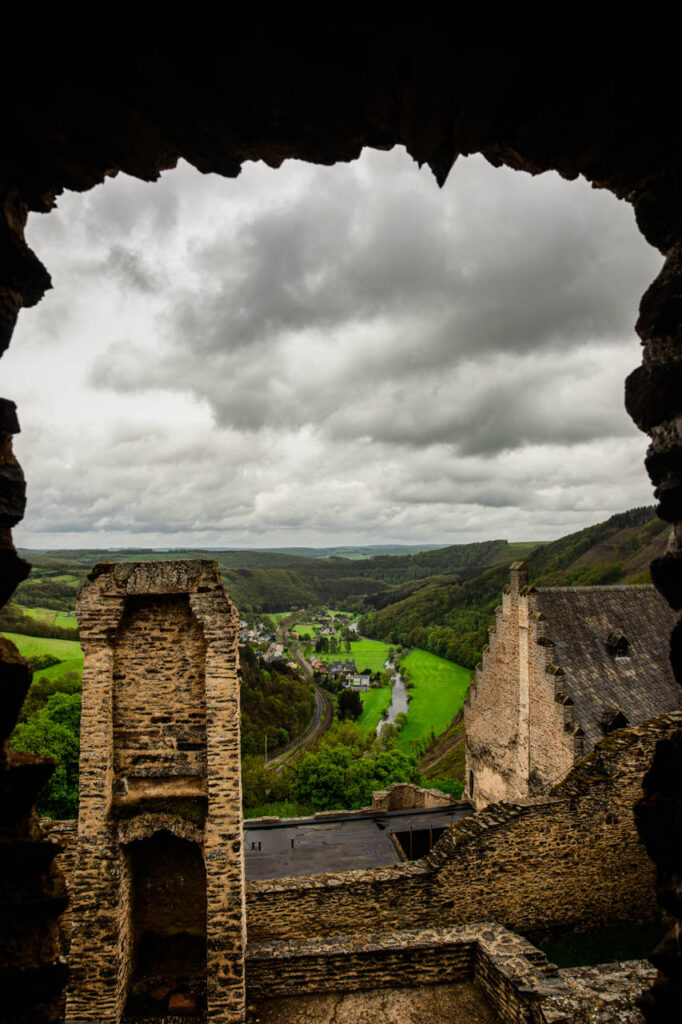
{"left": 377, "top": 660, "right": 409, "bottom": 733}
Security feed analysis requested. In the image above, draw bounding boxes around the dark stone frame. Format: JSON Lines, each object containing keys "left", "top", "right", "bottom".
{"left": 1, "top": 31, "right": 681, "bottom": 1022}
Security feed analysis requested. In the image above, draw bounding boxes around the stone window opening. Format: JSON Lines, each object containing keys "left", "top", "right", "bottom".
{"left": 606, "top": 631, "right": 631, "bottom": 661}
{"left": 124, "top": 830, "right": 207, "bottom": 1020}
{"left": 600, "top": 708, "right": 630, "bottom": 735}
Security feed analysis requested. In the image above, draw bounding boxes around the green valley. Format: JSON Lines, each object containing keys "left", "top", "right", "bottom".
{"left": 397, "top": 650, "right": 471, "bottom": 752}
{"left": 6, "top": 505, "right": 665, "bottom": 817}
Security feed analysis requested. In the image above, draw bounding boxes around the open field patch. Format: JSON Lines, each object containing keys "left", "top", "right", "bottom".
{"left": 1, "top": 632, "right": 84, "bottom": 664}
{"left": 315, "top": 637, "right": 391, "bottom": 674}
{"left": 398, "top": 649, "right": 471, "bottom": 752}
{"left": 268, "top": 611, "right": 293, "bottom": 624}
{"left": 16, "top": 604, "right": 78, "bottom": 630}
{"left": 356, "top": 684, "right": 392, "bottom": 734}
{"left": 32, "top": 657, "right": 84, "bottom": 685}
{"left": 291, "top": 622, "right": 320, "bottom": 637}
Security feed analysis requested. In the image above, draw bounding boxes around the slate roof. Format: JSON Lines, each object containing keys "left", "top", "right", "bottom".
{"left": 534, "top": 584, "right": 681, "bottom": 752}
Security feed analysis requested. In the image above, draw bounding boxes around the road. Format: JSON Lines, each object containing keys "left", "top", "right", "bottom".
{"left": 265, "top": 639, "right": 333, "bottom": 769}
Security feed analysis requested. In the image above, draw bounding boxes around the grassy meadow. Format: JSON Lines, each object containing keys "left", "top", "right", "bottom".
{"left": 2, "top": 632, "right": 84, "bottom": 664}
{"left": 314, "top": 637, "right": 391, "bottom": 674}
{"left": 398, "top": 649, "right": 471, "bottom": 752}
{"left": 267, "top": 611, "right": 293, "bottom": 624}
{"left": 16, "top": 604, "right": 77, "bottom": 631}
{"left": 356, "top": 684, "right": 392, "bottom": 734}
{"left": 291, "top": 621, "right": 320, "bottom": 637}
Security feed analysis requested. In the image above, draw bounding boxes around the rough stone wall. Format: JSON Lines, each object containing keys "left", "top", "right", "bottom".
{"left": 113, "top": 595, "right": 207, "bottom": 786}
{"left": 463, "top": 565, "right": 527, "bottom": 806}
{"left": 463, "top": 566, "right": 682, "bottom": 809}
{"left": 247, "top": 923, "right": 584, "bottom": 1024}
{"left": 550, "top": 961, "right": 656, "bottom": 1024}
{"left": 0, "top": 638, "right": 67, "bottom": 1024}
{"left": 247, "top": 924, "right": 653, "bottom": 1024}
{"left": 65, "top": 560, "right": 244, "bottom": 1024}
{"left": 246, "top": 926, "right": 474, "bottom": 999}
{"left": 245, "top": 715, "right": 678, "bottom": 945}
{"left": 41, "top": 818, "right": 77, "bottom": 949}
{"left": 526, "top": 607, "right": 581, "bottom": 797}
{"left": 370, "top": 782, "right": 453, "bottom": 811}
{"left": 465, "top": 564, "right": 577, "bottom": 808}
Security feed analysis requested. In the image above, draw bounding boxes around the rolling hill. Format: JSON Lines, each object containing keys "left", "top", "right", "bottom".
{"left": 359, "top": 507, "right": 669, "bottom": 669}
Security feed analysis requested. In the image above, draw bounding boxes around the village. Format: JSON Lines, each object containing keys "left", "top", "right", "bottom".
{"left": 239, "top": 608, "right": 382, "bottom": 691}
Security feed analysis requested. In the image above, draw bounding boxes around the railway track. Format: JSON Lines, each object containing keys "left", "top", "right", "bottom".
{"left": 265, "top": 642, "right": 333, "bottom": 769}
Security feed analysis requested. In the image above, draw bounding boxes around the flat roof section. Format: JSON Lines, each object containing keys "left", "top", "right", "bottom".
{"left": 244, "top": 804, "right": 472, "bottom": 879}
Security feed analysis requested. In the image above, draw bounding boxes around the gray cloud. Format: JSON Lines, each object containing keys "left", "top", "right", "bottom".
{"left": 86, "top": 152, "right": 660, "bottom": 454}
{"left": 3, "top": 149, "right": 662, "bottom": 548}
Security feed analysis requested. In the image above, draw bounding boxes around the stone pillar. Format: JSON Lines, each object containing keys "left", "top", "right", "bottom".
{"left": 65, "top": 560, "right": 245, "bottom": 1024}
{"left": 464, "top": 564, "right": 529, "bottom": 808}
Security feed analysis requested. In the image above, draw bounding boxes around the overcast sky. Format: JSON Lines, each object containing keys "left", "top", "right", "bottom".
{"left": 2, "top": 149, "right": 663, "bottom": 549}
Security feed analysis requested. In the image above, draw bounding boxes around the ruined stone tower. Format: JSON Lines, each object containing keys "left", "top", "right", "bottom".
{"left": 65, "top": 560, "right": 245, "bottom": 1024}
{"left": 464, "top": 563, "right": 680, "bottom": 809}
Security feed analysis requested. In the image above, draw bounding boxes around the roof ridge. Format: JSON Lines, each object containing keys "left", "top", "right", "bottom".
{"left": 536, "top": 584, "right": 655, "bottom": 593}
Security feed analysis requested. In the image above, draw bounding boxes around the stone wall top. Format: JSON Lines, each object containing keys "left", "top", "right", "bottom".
{"left": 87, "top": 558, "right": 223, "bottom": 595}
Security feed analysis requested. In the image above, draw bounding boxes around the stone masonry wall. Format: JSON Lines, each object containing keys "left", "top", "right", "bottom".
{"left": 246, "top": 924, "right": 572, "bottom": 1024}
{"left": 50, "top": 717, "right": 673, "bottom": 1018}
{"left": 464, "top": 564, "right": 581, "bottom": 809}
{"left": 370, "top": 782, "right": 453, "bottom": 811}
{"left": 41, "top": 818, "right": 77, "bottom": 950}
{"left": 65, "top": 560, "right": 244, "bottom": 1024}
{"left": 113, "top": 595, "right": 207, "bottom": 786}
{"left": 245, "top": 715, "right": 679, "bottom": 945}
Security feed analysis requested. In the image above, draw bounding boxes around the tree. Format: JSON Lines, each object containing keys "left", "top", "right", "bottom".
{"left": 241, "top": 755, "right": 294, "bottom": 809}
{"left": 292, "top": 742, "right": 419, "bottom": 812}
{"left": 338, "top": 689, "right": 362, "bottom": 721}
{"left": 429, "top": 777, "right": 464, "bottom": 800}
{"left": 19, "top": 666, "right": 81, "bottom": 723}
{"left": 11, "top": 692, "right": 82, "bottom": 818}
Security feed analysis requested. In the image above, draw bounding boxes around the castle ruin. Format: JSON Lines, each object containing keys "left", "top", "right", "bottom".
{"left": 464, "top": 563, "right": 681, "bottom": 808}
{"left": 65, "top": 560, "right": 244, "bottom": 1024}
{"left": 2, "top": 32, "right": 682, "bottom": 1022}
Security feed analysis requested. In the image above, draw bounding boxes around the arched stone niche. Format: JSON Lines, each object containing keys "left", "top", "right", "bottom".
{"left": 1, "top": 31, "right": 681, "bottom": 1023}
{"left": 122, "top": 830, "right": 208, "bottom": 1021}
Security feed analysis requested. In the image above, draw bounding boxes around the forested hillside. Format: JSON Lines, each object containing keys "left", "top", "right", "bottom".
{"left": 359, "top": 508, "right": 668, "bottom": 669}
{"left": 13, "top": 539, "right": 527, "bottom": 614}
{"left": 239, "top": 644, "right": 315, "bottom": 757}
{"left": 12, "top": 508, "right": 664, "bottom": 629}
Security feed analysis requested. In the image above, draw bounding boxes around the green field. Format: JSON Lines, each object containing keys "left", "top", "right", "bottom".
{"left": 291, "top": 621, "right": 320, "bottom": 637}
{"left": 1, "top": 632, "right": 84, "bottom": 663}
{"left": 421, "top": 718, "right": 466, "bottom": 782}
{"left": 356, "top": 684, "right": 392, "bottom": 734}
{"left": 398, "top": 649, "right": 471, "bottom": 752}
{"left": 268, "top": 611, "right": 293, "bottom": 624}
{"left": 16, "top": 604, "right": 77, "bottom": 630}
{"left": 316, "top": 637, "right": 391, "bottom": 674}
{"left": 33, "top": 657, "right": 84, "bottom": 685}
{"left": 46, "top": 574, "right": 81, "bottom": 586}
